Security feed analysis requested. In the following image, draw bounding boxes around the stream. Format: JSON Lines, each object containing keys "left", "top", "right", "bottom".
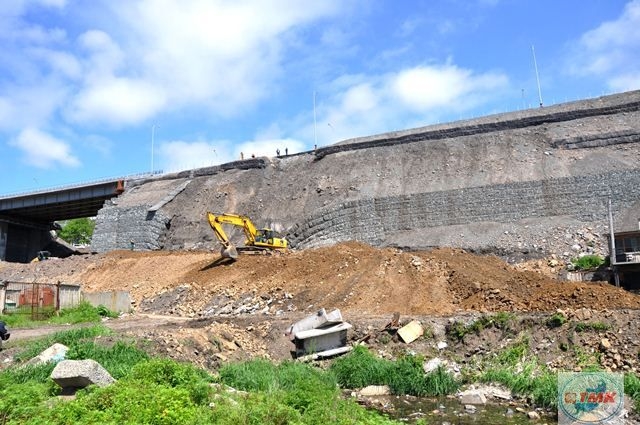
{"left": 367, "top": 395, "right": 553, "bottom": 424}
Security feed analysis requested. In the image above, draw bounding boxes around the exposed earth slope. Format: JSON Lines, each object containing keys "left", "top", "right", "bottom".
{"left": 2, "top": 243, "right": 639, "bottom": 316}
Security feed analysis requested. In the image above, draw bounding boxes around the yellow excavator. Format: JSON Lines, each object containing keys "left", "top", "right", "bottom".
{"left": 206, "top": 212, "right": 288, "bottom": 259}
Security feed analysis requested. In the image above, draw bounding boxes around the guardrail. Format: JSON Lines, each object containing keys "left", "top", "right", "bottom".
{"left": 0, "top": 170, "right": 164, "bottom": 199}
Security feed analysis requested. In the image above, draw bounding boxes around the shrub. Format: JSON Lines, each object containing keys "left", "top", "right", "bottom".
{"left": 546, "top": 312, "right": 567, "bottom": 328}
{"left": 128, "top": 359, "right": 213, "bottom": 404}
{"left": 571, "top": 255, "right": 604, "bottom": 271}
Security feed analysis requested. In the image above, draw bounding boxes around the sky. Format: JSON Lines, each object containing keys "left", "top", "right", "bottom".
{"left": 1, "top": 0, "right": 639, "bottom": 195}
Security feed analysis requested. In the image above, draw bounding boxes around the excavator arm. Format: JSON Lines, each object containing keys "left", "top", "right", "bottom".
{"left": 207, "top": 212, "right": 242, "bottom": 259}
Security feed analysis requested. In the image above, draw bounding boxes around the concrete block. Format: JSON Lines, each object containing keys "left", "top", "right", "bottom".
{"left": 51, "top": 359, "right": 115, "bottom": 389}
{"left": 25, "top": 343, "right": 68, "bottom": 366}
{"left": 398, "top": 320, "right": 424, "bottom": 344}
{"left": 293, "top": 322, "right": 352, "bottom": 357}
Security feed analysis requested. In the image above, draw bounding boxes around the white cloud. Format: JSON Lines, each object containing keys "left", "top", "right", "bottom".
{"left": 68, "top": 77, "right": 166, "bottom": 125}
{"left": 9, "top": 127, "right": 80, "bottom": 168}
{"left": 392, "top": 65, "right": 507, "bottom": 111}
{"left": 341, "top": 83, "right": 379, "bottom": 113}
{"left": 159, "top": 140, "right": 226, "bottom": 172}
{"left": 46, "top": 0, "right": 343, "bottom": 126}
{"left": 103, "top": 0, "right": 342, "bottom": 118}
{"left": 0, "top": 83, "right": 69, "bottom": 131}
{"left": 569, "top": 0, "right": 640, "bottom": 91}
{"left": 159, "top": 137, "right": 306, "bottom": 172}
{"left": 294, "top": 63, "right": 509, "bottom": 147}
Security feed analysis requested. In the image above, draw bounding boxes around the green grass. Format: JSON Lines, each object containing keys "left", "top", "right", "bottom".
{"left": 571, "top": 254, "right": 605, "bottom": 270}
{"left": 1, "top": 343, "right": 402, "bottom": 425}
{"left": 14, "top": 325, "right": 113, "bottom": 362}
{"left": 573, "top": 321, "right": 611, "bottom": 332}
{"left": 473, "top": 338, "right": 558, "bottom": 409}
{"left": 11, "top": 325, "right": 150, "bottom": 379}
{"left": 625, "top": 373, "right": 640, "bottom": 408}
{"left": 0, "top": 301, "right": 119, "bottom": 328}
{"left": 219, "top": 358, "right": 400, "bottom": 425}
{"left": 330, "top": 345, "right": 458, "bottom": 397}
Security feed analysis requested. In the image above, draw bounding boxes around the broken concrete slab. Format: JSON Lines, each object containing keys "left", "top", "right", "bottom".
{"left": 293, "top": 322, "right": 352, "bottom": 358}
{"left": 397, "top": 320, "right": 424, "bottom": 344}
{"left": 51, "top": 359, "right": 115, "bottom": 389}
{"left": 285, "top": 308, "right": 343, "bottom": 340}
{"left": 297, "top": 346, "right": 352, "bottom": 362}
{"left": 25, "top": 343, "right": 68, "bottom": 366}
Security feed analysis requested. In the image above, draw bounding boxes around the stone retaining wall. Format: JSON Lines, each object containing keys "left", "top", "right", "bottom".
{"left": 90, "top": 202, "right": 170, "bottom": 252}
{"left": 288, "top": 169, "right": 640, "bottom": 249}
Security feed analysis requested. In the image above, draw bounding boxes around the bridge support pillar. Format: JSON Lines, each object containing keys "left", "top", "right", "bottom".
{"left": 0, "top": 222, "right": 6, "bottom": 261}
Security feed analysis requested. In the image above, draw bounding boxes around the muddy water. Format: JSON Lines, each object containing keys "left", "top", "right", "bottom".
{"left": 368, "top": 396, "right": 553, "bottom": 424}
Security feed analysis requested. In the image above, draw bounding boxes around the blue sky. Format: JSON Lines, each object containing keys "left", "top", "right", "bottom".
{"left": 1, "top": 0, "right": 639, "bottom": 195}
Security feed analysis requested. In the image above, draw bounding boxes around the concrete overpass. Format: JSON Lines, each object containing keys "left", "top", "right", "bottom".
{"left": 0, "top": 178, "right": 125, "bottom": 262}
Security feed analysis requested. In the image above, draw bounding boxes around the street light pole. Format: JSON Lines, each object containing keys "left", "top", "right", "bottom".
{"left": 151, "top": 124, "right": 156, "bottom": 173}
{"left": 313, "top": 91, "right": 317, "bottom": 148}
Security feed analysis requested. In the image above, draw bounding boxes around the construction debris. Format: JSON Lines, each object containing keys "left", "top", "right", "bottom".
{"left": 397, "top": 320, "right": 424, "bottom": 344}
{"left": 287, "top": 308, "right": 352, "bottom": 359}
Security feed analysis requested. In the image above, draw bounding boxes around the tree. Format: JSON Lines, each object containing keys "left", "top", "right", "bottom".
{"left": 58, "top": 218, "right": 95, "bottom": 245}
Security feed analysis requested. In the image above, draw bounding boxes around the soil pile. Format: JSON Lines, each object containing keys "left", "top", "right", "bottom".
{"left": 1, "top": 242, "right": 638, "bottom": 315}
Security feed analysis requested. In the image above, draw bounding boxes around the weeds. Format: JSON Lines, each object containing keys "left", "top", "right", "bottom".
{"left": 474, "top": 338, "right": 557, "bottom": 409}
{"left": 220, "top": 357, "right": 399, "bottom": 424}
{"left": 573, "top": 321, "right": 611, "bottom": 333}
{"left": 330, "top": 345, "right": 458, "bottom": 397}
{"left": 14, "top": 325, "right": 112, "bottom": 362}
{"left": 625, "top": 374, "right": 640, "bottom": 407}
{"left": 0, "top": 302, "right": 119, "bottom": 328}
{"left": 573, "top": 347, "right": 602, "bottom": 370}
{"left": 571, "top": 255, "right": 604, "bottom": 271}
{"left": 546, "top": 312, "right": 567, "bottom": 328}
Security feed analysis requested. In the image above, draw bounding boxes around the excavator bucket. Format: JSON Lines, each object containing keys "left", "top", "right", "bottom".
{"left": 220, "top": 244, "right": 239, "bottom": 260}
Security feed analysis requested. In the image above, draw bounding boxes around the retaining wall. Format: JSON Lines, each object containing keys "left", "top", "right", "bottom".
{"left": 288, "top": 169, "right": 640, "bottom": 248}
{"left": 90, "top": 203, "right": 170, "bottom": 252}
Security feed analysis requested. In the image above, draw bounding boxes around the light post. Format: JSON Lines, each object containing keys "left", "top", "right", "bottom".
{"left": 151, "top": 124, "right": 156, "bottom": 173}
{"left": 313, "top": 91, "right": 317, "bottom": 148}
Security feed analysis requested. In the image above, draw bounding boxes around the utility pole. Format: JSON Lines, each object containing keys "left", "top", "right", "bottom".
{"left": 531, "top": 45, "right": 543, "bottom": 107}
{"left": 151, "top": 124, "right": 156, "bottom": 173}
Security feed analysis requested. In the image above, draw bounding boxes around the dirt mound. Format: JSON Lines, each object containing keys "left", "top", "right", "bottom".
{"left": 1, "top": 242, "right": 639, "bottom": 315}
